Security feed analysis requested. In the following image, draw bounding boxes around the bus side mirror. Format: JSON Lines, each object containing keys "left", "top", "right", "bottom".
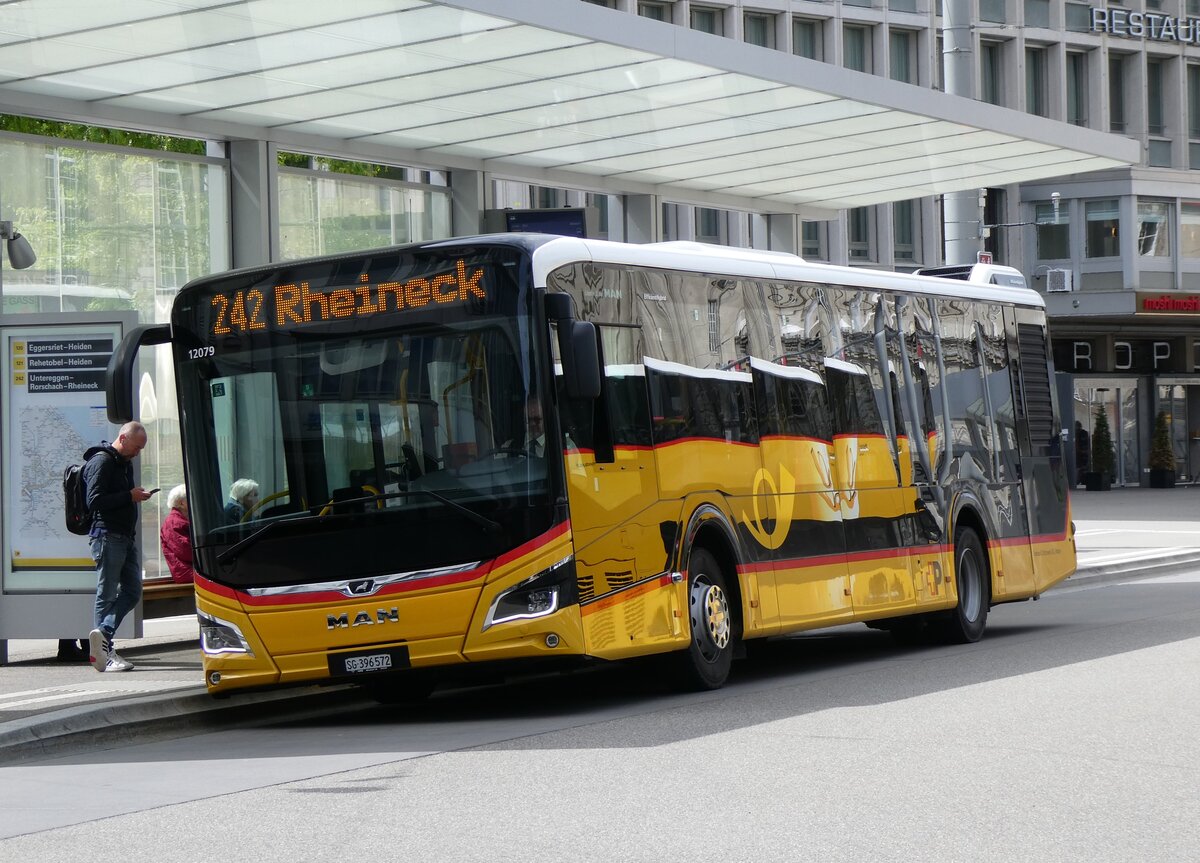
{"left": 106, "top": 324, "right": 173, "bottom": 423}
{"left": 559, "top": 320, "right": 601, "bottom": 400}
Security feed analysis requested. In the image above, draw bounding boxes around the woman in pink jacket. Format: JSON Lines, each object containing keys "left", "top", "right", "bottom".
{"left": 160, "top": 484, "right": 196, "bottom": 584}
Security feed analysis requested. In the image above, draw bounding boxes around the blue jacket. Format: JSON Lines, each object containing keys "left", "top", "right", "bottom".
{"left": 82, "top": 442, "right": 137, "bottom": 537}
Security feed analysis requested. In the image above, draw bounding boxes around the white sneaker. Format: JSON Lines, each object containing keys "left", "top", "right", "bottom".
{"left": 88, "top": 629, "right": 109, "bottom": 672}
{"left": 104, "top": 650, "right": 134, "bottom": 672}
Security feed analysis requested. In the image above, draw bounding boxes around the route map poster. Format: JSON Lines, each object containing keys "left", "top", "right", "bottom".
{"left": 2, "top": 322, "right": 122, "bottom": 592}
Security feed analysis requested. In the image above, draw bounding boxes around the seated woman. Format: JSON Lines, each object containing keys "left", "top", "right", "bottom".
{"left": 224, "top": 478, "right": 260, "bottom": 524}
{"left": 160, "top": 484, "right": 196, "bottom": 584}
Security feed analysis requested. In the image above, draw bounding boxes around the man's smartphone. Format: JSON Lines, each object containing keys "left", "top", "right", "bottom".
{"left": 148, "top": 488, "right": 160, "bottom": 496}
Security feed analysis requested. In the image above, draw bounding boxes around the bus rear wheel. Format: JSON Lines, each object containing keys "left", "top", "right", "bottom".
{"left": 931, "top": 526, "right": 989, "bottom": 644}
{"left": 677, "top": 548, "right": 736, "bottom": 690}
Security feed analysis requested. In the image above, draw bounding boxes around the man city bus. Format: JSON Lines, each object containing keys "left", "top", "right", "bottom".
{"left": 106, "top": 235, "right": 1075, "bottom": 702}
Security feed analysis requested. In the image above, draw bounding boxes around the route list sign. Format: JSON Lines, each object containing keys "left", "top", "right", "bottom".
{"left": 16, "top": 337, "right": 113, "bottom": 391}
{"left": 2, "top": 322, "right": 122, "bottom": 591}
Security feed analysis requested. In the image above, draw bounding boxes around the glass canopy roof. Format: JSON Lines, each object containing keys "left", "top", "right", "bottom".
{"left": 0, "top": 0, "right": 1137, "bottom": 213}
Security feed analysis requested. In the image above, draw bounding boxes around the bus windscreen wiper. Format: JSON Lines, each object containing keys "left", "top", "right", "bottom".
{"left": 316, "top": 487, "right": 502, "bottom": 536}
{"left": 216, "top": 487, "right": 500, "bottom": 565}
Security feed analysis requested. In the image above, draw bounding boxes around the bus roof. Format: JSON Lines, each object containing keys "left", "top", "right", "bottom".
{"left": 524, "top": 235, "right": 1045, "bottom": 309}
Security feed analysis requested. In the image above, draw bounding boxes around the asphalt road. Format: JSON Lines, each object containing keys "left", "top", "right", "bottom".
{"left": 2, "top": 570, "right": 1198, "bottom": 862}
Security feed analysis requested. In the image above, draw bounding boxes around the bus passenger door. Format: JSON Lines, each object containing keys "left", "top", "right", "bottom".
{"left": 749, "top": 359, "right": 851, "bottom": 629}
{"left": 826, "top": 360, "right": 915, "bottom": 616}
{"left": 559, "top": 363, "right": 683, "bottom": 659}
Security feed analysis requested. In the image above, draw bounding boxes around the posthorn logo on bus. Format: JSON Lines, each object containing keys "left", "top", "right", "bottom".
{"left": 327, "top": 608, "right": 400, "bottom": 629}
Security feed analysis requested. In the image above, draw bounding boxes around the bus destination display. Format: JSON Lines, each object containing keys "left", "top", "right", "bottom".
{"left": 208, "top": 259, "right": 487, "bottom": 336}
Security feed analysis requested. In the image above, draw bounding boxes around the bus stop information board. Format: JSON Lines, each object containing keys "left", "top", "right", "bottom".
{"left": 2, "top": 322, "right": 121, "bottom": 592}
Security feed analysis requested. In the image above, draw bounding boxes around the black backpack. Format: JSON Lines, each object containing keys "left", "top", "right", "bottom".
{"left": 63, "top": 451, "right": 109, "bottom": 536}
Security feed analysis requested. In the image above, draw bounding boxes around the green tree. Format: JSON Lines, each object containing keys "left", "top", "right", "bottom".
{"left": 1149, "top": 411, "right": 1175, "bottom": 471}
{"left": 1091, "top": 407, "right": 1115, "bottom": 478}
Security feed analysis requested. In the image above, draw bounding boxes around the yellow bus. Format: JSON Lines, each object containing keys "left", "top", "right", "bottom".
{"left": 107, "top": 235, "right": 1075, "bottom": 699}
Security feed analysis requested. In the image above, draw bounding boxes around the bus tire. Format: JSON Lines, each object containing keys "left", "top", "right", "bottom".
{"left": 931, "top": 526, "right": 989, "bottom": 644}
{"left": 677, "top": 548, "right": 736, "bottom": 690}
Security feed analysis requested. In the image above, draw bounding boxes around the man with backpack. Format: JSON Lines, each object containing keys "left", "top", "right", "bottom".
{"left": 83, "top": 421, "right": 154, "bottom": 672}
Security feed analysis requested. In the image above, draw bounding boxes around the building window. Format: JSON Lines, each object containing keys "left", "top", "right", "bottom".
{"left": 793, "top": 18, "right": 822, "bottom": 60}
{"left": 893, "top": 200, "right": 918, "bottom": 262}
{"left": 1148, "top": 59, "right": 1165, "bottom": 136}
{"left": 1148, "top": 140, "right": 1172, "bottom": 168}
{"left": 690, "top": 6, "right": 722, "bottom": 34}
{"left": 1109, "top": 56, "right": 1127, "bottom": 134}
{"left": 935, "top": 36, "right": 944, "bottom": 91}
{"left": 744, "top": 12, "right": 773, "bottom": 48}
{"left": 1085, "top": 199, "right": 1120, "bottom": 258}
{"left": 1181, "top": 202, "right": 1200, "bottom": 257}
{"left": 802, "top": 221, "right": 824, "bottom": 259}
{"left": 848, "top": 207, "right": 872, "bottom": 260}
{"left": 982, "top": 187, "right": 1005, "bottom": 262}
{"left": 980, "top": 0, "right": 1006, "bottom": 22}
{"left": 1026, "top": 47, "right": 1047, "bottom": 117}
{"left": 1035, "top": 202, "right": 1069, "bottom": 260}
{"left": 1065, "top": 3, "right": 1092, "bottom": 31}
{"left": 638, "top": 2, "right": 669, "bottom": 21}
{"left": 889, "top": 30, "right": 915, "bottom": 83}
{"left": 1068, "top": 52, "right": 1089, "bottom": 126}
{"left": 1137, "top": 201, "right": 1171, "bottom": 257}
{"left": 844, "top": 25, "right": 871, "bottom": 73}
{"left": 697, "top": 207, "right": 723, "bottom": 243}
{"left": 1189, "top": 66, "right": 1200, "bottom": 139}
{"left": 0, "top": 132, "right": 232, "bottom": 586}
{"left": 889, "top": 0, "right": 917, "bottom": 11}
{"left": 980, "top": 43, "right": 1003, "bottom": 105}
{"left": 1025, "top": 0, "right": 1051, "bottom": 28}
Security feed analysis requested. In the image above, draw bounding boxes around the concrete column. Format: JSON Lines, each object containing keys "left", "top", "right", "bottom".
{"left": 767, "top": 214, "right": 800, "bottom": 255}
{"left": 450, "top": 169, "right": 487, "bottom": 237}
{"left": 623, "top": 194, "right": 661, "bottom": 244}
{"left": 228, "top": 140, "right": 277, "bottom": 267}
{"left": 749, "top": 214, "right": 770, "bottom": 250}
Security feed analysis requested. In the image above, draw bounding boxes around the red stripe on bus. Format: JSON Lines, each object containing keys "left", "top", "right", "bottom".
{"left": 758, "top": 434, "right": 831, "bottom": 446}
{"left": 581, "top": 573, "right": 675, "bottom": 615}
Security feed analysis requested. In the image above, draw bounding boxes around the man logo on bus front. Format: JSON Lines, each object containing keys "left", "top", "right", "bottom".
{"left": 344, "top": 579, "right": 377, "bottom": 597}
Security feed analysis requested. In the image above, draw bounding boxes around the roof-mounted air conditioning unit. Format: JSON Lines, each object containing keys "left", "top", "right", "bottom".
{"left": 1045, "top": 268, "right": 1074, "bottom": 292}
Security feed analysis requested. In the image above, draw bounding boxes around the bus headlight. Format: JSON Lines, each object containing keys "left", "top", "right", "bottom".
{"left": 198, "top": 611, "right": 255, "bottom": 657}
{"left": 484, "top": 556, "right": 577, "bottom": 630}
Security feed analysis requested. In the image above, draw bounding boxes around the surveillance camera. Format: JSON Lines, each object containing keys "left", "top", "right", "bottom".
{"left": 1051, "top": 192, "right": 1061, "bottom": 201}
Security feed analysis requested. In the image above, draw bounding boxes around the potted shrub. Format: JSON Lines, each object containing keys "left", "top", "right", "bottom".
{"left": 1148, "top": 410, "right": 1176, "bottom": 488}
{"left": 1085, "top": 407, "right": 1115, "bottom": 491}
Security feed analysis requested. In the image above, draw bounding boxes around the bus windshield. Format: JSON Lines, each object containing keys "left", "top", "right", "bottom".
{"left": 171, "top": 245, "right": 556, "bottom": 589}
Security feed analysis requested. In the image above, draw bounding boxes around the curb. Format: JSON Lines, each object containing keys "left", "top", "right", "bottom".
{"left": 1058, "top": 549, "right": 1200, "bottom": 590}
{"left": 0, "top": 681, "right": 365, "bottom": 765}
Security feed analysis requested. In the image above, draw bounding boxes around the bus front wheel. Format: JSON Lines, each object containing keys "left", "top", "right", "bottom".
{"left": 932, "top": 526, "right": 989, "bottom": 644}
{"left": 677, "top": 548, "right": 736, "bottom": 690}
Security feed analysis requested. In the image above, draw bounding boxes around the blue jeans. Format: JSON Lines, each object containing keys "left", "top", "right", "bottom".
{"left": 90, "top": 533, "right": 142, "bottom": 638}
